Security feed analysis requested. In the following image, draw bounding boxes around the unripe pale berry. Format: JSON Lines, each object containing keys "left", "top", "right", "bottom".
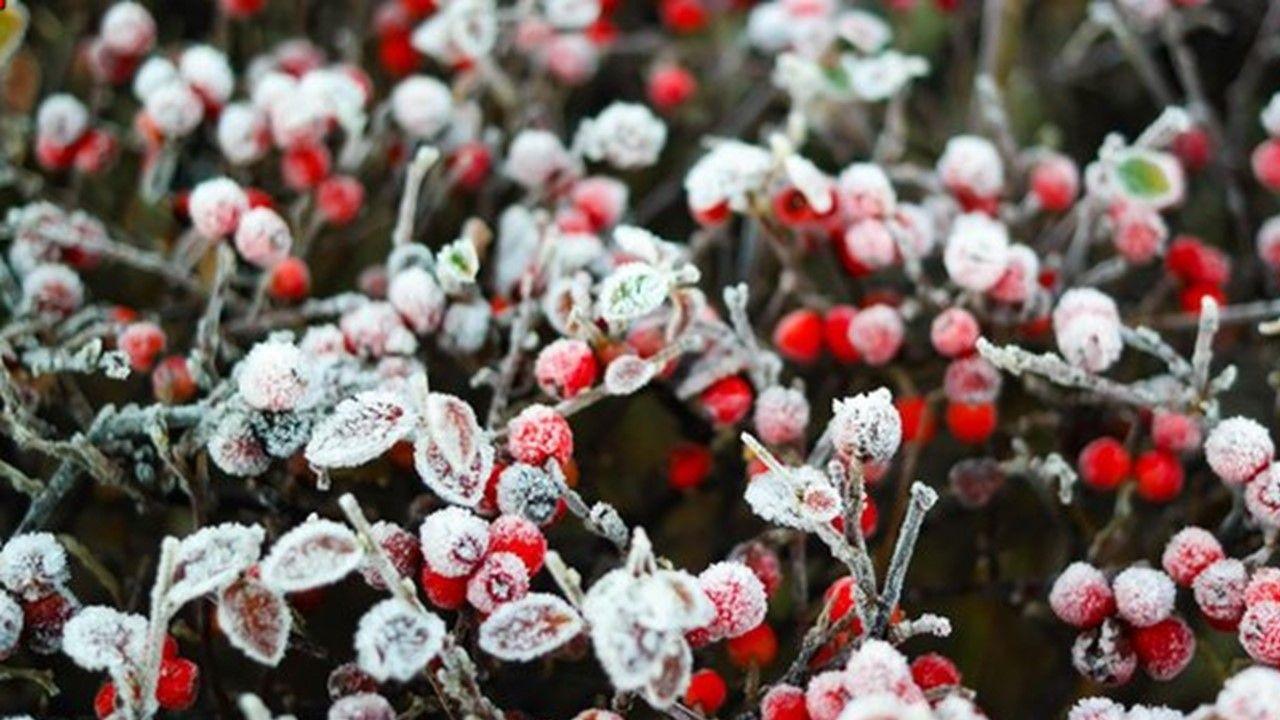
{"left": 754, "top": 386, "right": 810, "bottom": 446}
{"left": 1161, "top": 526, "right": 1224, "bottom": 587}
{"left": 1151, "top": 410, "right": 1201, "bottom": 454}
{"left": 1050, "top": 562, "right": 1115, "bottom": 628}
{"left": 234, "top": 207, "right": 292, "bottom": 268}
{"left": 189, "top": 177, "right": 249, "bottom": 239}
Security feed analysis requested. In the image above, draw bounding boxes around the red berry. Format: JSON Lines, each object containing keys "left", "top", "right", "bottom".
{"left": 316, "top": 175, "right": 365, "bottom": 225}
{"left": 378, "top": 32, "right": 422, "bottom": 77}
{"left": 400, "top": 0, "right": 436, "bottom": 16}
{"left": 773, "top": 309, "right": 824, "bottom": 364}
{"left": 1179, "top": 282, "right": 1226, "bottom": 314}
{"left": 156, "top": 657, "right": 199, "bottom": 710}
{"left": 1254, "top": 138, "right": 1280, "bottom": 192}
{"left": 823, "top": 576, "right": 862, "bottom": 636}
{"left": 760, "top": 683, "right": 809, "bottom": 720}
{"left": 73, "top": 129, "right": 118, "bottom": 175}
{"left": 507, "top": 404, "right": 574, "bottom": 465}
{"left": 699, "top": 376, "right": 754, "bottom": 426}
{"left": 1240, "top": 601, "right": 1280, "bottom": 664}
{"left": 659, "top": 0, "right": 708, "bottom": 33}
{"left": 421, "top": 564, "right": 469, "bottom": 610}
{"left": 1030, "top": 154, "right": 1079, "bottom": 213}
{"left": 1161, "top": 526, "right": 1224, "bottom": 587}
{"left": 269, "top": 257, "right": 312, "bottom": 302}
{"left": 95, "top": 682, "right": 117, "bottom": 719}
{"left": 1077, "top": 437, "right": 1131, "bottom": 492}
{"left": 1130, "top": 615, "right": 1195, "bottom": 681}
{"left": 1249, "top": 568, "right": 1280, "bottom": 607}
{"left": 726, "top": 622, "right": 777, "bottom": 668}
{"left": 822, "top": 305, "right": 861, "bottom": 363}
{"left": 772, "top": 187, "right": 816, "bottom": 226}
{"left": 152, "top": 355, "right": 197, "bottom": 404}
{"left": 859, "top": 496, "right": 878, "bottom": 538}
{"left": 448, "top": 142, "right": 493, "bottom": 191}
{"left": 895, "top": 396, "right": 935, "bottom": 444}
{"left": 281, "top": 143, "right": 332, "bottom": 191}
{"left": 1134, "top": 450, "right": 1184, "bottom": 503}
{"left": 909, "top": 652, "right": 962, "bottom": 690}
{"left": 220, "top": 0, "right": 268, "bottom": 17}
{"left": 944, "top": 402, "right": 997, "bottom": 444}
{"left": 930, "top": 307, "right": 980, "bottom": 358}
{"left": 1194, "top": 558, "right": 1247, "bottom": 629}
{"left": 117, "top": 321, "right": 167, "bottom": 372}
{"left": 667, "top": 442, "right": 713, "bottom": 490}
{"left": 647, "top": 64, "right": 697, "bottom": 111}
{"left": 327, "top": 662, "right": 379, "bottom": 700}
{"left": 488, "top": 515, "right": 547, "bottom": 575}
{"left": 1173, "top": 127, "right": 1213, "bottom": 173}
{"left": 1166, "top": 236, "right": 1230, "bottom": 286}
{"left": 1049, "top": 562, "right": 1115, "bottom": 629}
{"left": 534, "top": 338, "right": 599, "bottom": 399}
{"left": 684, "top": 669, "right": 727, "bottom": 714}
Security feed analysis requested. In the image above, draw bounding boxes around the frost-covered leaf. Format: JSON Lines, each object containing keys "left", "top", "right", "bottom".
{"left": 478, "top": 593, "right": 584, "bottom": 661}
{"left": 60, "top": 606, "right": 146, "bottom": 673}
{"left": 260, "top": 519, "right": 362, "bottom": 593}
{"left": 598, "top": 263, "right": 668, "bottom": 324}
{"left": 635, "top": 570, "right": 715, "bottom": 632}
{"left": 168, "top": 523, "right": 265, "bottom": 606}
{"left": 1111, "top": 149, "right": 1183, "bottom": 208}
{"left": 305, "top": 391, "right": 418, "bottom": 469}
{"left": 436, "top": 238, "right": 480, "bottom": 295}
{"left": 603, "top": 355, "right": 655, "bottom": 396}
{"left": 744, "top": 470, "right": 809, "bottom": 530}
{"left": 613, "top": 226, "right": 662, "bottom": 265}
{"left": 642, "top": 635, "right": 691, "bottom": 709}
{"left": 415, "top": 394, "right": 493, "bottom": 506}
{"left": 354, "top": 599, "right": 446, "bottom": 682}
{"left": 217, "top": 574, "right": 291, "bottom": 666}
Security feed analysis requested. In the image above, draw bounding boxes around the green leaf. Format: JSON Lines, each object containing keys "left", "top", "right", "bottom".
{"left": 1115, "top": 155, "right": 1171, "bottom": 199}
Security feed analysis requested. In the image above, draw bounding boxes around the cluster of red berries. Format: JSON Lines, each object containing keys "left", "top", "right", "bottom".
{"left": 1076, "top": 432, "right": 1189, "bottom": 504}
{"left": 109, "top": 308, "right": 198, "bottom": 405}
{"left": 1165, "top": 235, "right": 1231, "bottom": 313}
{"left": 94, "top": 636, "right": 200, "bottom": 719}
{"left": 1049, "top": 561, "right": 1194, "bottom": 686}
{"left": 418, "top": 509, "right": 547, "bottom": 615}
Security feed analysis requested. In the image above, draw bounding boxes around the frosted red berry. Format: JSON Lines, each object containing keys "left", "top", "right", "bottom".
{"left": 684, "top": 668, "right": 727, "bottom": 714}
{"left": 760, "top": 683, "right": 809, "bottom": 720}
{"left": 117, "top": 321, "right": 167, "bottom": 372}
{"left": 507, "top": 404, "right": 574, "bottom": 465}
{"left": 1247, "top": 567, "right": 1280, "bottom": 607}
{"left": 930, "top": 307, "right": 980, "bottom": 358}
{"left": 699, "top": 376, "right": 754, "bottom": 426}
{"left": 1130, "top": 615, "right": 1195, "bottom": 681}
{"left": 1049, "top": 562, "right": 1115, "bottom": 629}
{"left": 316, "top": 175, "right": 365, "bottom": 226}
{"left": 648, "top": 64, "right": 697, "bottom": 112}
{"left": 1239, "top": 600, "right": 1280, "bottom": 665}
{"left": 534, "top": 338, "right": 598, "bottom": 399}
{"left": 910, "top": 652, "right": 961, "bottom": 690}
{"left": 487, "top": 515, "right": 547, "bottom": 575}
{"left": 156, "top": 656, "right": 200, "bottom": 710}
{"left": 727, "top": 622, "right": 777, "bottom": 668}
{"left": 1193, "top": 558, "right": 1247, "bottom": 628}
{"left": 328, "top": 662, "right": 379, "bottom": 700}
{"left": 152, "top": 355, "right": 197, "bottom": 404}
{"left": 1161, "top": 526, "right": 1224, "bottom": 586}
{"left": 420, "top": 564, "right": 469, "bottom": 610}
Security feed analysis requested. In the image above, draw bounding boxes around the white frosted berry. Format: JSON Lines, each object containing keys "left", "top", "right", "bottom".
{"left": 217, "top": 103, "right": 270, "bottom": 165}
{"left": 100, "top": 2, "right": 156, "bottom": 56}
{"left": 1214, "top": 666, "right": 1280, "bottom": 719}
{"left": 1205, "top": 416, "right": 1275, "bottom": 486}
{"left": 0, "top": 533, "right": 69, "bottom": 601}
{"left": 1071, "top": 617, "right": 1137, "bottom": 685}
{"left": 36, "top": 94, "right": 89, "bottom": 148}
{"left": 937, "top": 134, "right": 1004, "bottom": 199}
{"left": 842, "top": 639, "right": 924, "bottom": 705}
{"left": 829, "top": 388, "right": 901, "bottom": 465}
{"left": 234, "top": 207, "right": 292, "bottom": 269}
{"left": 496, "top": 463, "right": 562, "bottom": 526}
{"left": 340, "top": 302, "right": 418, "bottom": 357}
{"left": 943, "top": 213, "right": 1010, "bottom": 292}
{"left": 144, "top": 81, "right": 204, "bottom": 137}
{"left": 1067, "top": 698, "right": 1124, "bottom": 720}
{"left": 133, "top": 57, "right": 178, "bottom": 103}
{"left": 466, "top": 551, "right": 530, "bottom": 613}
{"left": 1192, "top": 558, "right": 1247, "bottom": 626}
{"left": 697, "top": 561, "right": 767, "bottom": 641}
{"left": 390, "top": 76, "right": 453, "bottom": 139}
{"left": 388, "top": 266, "right": 446, "bottom": 335}
{"left": 837, "top": 163, "right": 895, "bottom": 220}
{"left": 987, "top": 243, "right": 1039, "bottom": 304}
{"left": 1161, "top": 526, "right": 1223, "bottom": 586}
{"left": 943, "top": 356, "right": 1002, "bottom": 405}
{"left": 805, "top": 669, "right": 851, "bottom": 720}
{"left": 1053, "top": 288, "right": 1122, "bottom": 373}
{"left": 841, "top": 219, "right": 897, "bottom": 271}
{"left": 1112, "top": 566, "right": 1175, "bottom": 628}
{"left": 504, "top": 129, "right": 577, "bottom": 189}
{"left": 329, "top": 693, "right": 395, "bottom": 720}
{"left": 237, "top": 339, "right": 313, "bottom": 412}
{"left": 21, "top": 263, "right": 84, "bottom": 317}
{"left": 574, "top": 102, "right": 667, "bottom": 170}
{"left": 419, "top": 507, "right": 490, "bottom": 578}
{"left": 753, "top": 385, "right": 810, "bottom": 446}
{"left": 179, "top": 44, "right": 235, "bottom": 106}
{"left": 846, "top": 304, "right": 904, "bottom": 366}
{"left": 1049, "top": 562, "right": 1114, "bottom": 629}
{"left": 208, "top": 412, "right": 271, "bottom": 477}
{"left": 190, "top": 177, "right": 249, "bottom": 239}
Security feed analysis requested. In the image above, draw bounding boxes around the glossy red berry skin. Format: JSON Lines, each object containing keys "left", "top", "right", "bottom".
{"left": 648, "top": 64, "right": 697, "bottom": 111}
{"left": 1173, "top": 127, "right": 1212, "bottom": 173}
{"left": 667, "top": 442, "right": 713, "bottom": 490}
{"left": 773, "top": 309, "right": 824, "bottom": 364}
{"left": 449, "top": 142, "right": 493, "bottom": 191}
{"left": 727, "top": 622, "right": 778, "bottom": 668}
{"left": 269, "top": 257, "right": 312, "bottom": 302}
{"left": 1135, "top": 450, "right": 1184, "bottom": 503}
{"left": 945, "top": 402, "right": 997, "bottom": 444}
{"left": 910, "top": 652, "right": 962, "bottom": 690}
{"left": 684, "top": 668, "right": 728, "bottom": 714}
{"left": 281, "top": 143, "right": 332, "bottom": 191}
{"left": 1179, "top": 282, "right": 1227, "bottom": 314}
{"left": 156, "top": 657, "right": 200, "bottom": 710}
{"left": 1078, "top": 437, "right": 1132, "bottom": 492}
{"left": 699, "top": 376, "right": 754, "bottom": 427}
{"left": 822, "top": 305, "right": 861, "bottom": 363}
{"left": 152, "top": 355, "right": 198, "bottom": 404}
{"left": 895, "top": 396, "right": 935, "bottom": 444}
{"left": 421, "top": 564, "right": 469, "bottom": 610}
{"left": 378, "top": 32, "right": 422, "bottom": 77}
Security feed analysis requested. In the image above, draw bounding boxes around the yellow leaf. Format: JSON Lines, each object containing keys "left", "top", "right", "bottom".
{"left": 0, "top": 0, "right": 29, "bottom": 69}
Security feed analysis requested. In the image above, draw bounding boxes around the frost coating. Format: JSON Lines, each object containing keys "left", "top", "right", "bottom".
{"left": 260, "top": 519, "right": 363, "bottom": 593}
{"left": 218, "top": 574, "right": 291, "bottom": 666}
{"left": 60, "top": 606, "right": 146, "bottom": 673}
{"left": 1205, "top": 416, "right": 1275, "bottom": 486}
{"left": 1052, "top": 288, "right": 1123, "bottom": 373}
{"left": 305, "top": 391, "right": 418, "bottom": 469}
{"left": 0, "top": 533, "right": 70, "bottom": 601}
{"left": 597, "top": 263, "right": 669, "bottom": 324}
{"left": 419, "top": 507, "right": 490, "bottom": 578}
{"left": 1112, "top": 567, "right": 1175, "bottom": 628}
{"left": 414, "top": 392, "right": 494, "bottom": 507}
{"left": 830, "top": 388, "right": 902, "bottom": 465}
{"left": 236, "top": 339, "right": 314, "bottom": 412}
{"left": 943, "top": 213, "right": 1009, "bottom": 292}
{"left": 354, "top": 599, "right": 446, "bottom": 682}
{"left": 697, "top": 562, "right": 767, "bottom": 641}
{"left": 478, "top": 593, "right": 584, "bottom": 661}
{"left": 168, "top": 522, "right": 265, "bottom": 605}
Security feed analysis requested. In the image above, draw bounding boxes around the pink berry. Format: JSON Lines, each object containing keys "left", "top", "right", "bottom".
{"left": 1030, "top": 153, "right": 1079, "bottom": 212}
{"left": 340, "top": 302, "right": 418, "bottom": 358}
{"left": 846, "top": 304, "right": 903, "bottom": 366}
{"left": 534, "top": 339, "right": 598, "bottom": 399}
{"left": 942, "top": 356, "right": 1002, "bottom": 405}
{"left": 1240, "top": 601, "right": 1280, "bottom": 665}
{"left": 1110, "top": 202, "right": 1167, "bottom": 264}
{"left": 1151, "top": 410, "right": 1201, "bottom": 454}
{"left": 1205, "top": 416, "right": 1274, "bottom": 486}
{"left": 1193, "top": 558, "right": 1248, "bottom": 628}
{"left": 21, "top": 264, "right": 84, "bottom": 317}
{"left": 1247, "top": 567, "right": 1280, "bottom": 607}
{"left": 1253, "top": 139, "right": 1280, "bottom": 192}
{"left": 117, "top": 321, "right": 167, "bottom": 372}
{"left": 1050, "top": 562, "right": 1115, "bottom": 629}
{"left": 233, "top": 207, "right": 292, "bottom": 269}
{"left": 465, "top": 551, "right": 529, "bottom": 613}
{"left": 987, "top": 243, "right": 1039, "bottom": 305}
{"left": 487, "top": 515, "right": 547, "bottom": 575}
{"left": 698, "top": 561, "right": 768, "bottom": 641}
{"left": 753, "top": 386, "right": 810, "bottom": 446}
{"left": 507, "top": 404, "right": 574, "bottom": 465}
{"left": 841, "top": 219, "right": 897, "bottom": 271}
{"left": 1161, "top": 526, "right": 1224, "bottom": 586}
{"left": 1113, "top": 566, "right": 1175, "bottom": 628}
{"left": 930, "top": 307, "right": 980, "bottom": 358}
